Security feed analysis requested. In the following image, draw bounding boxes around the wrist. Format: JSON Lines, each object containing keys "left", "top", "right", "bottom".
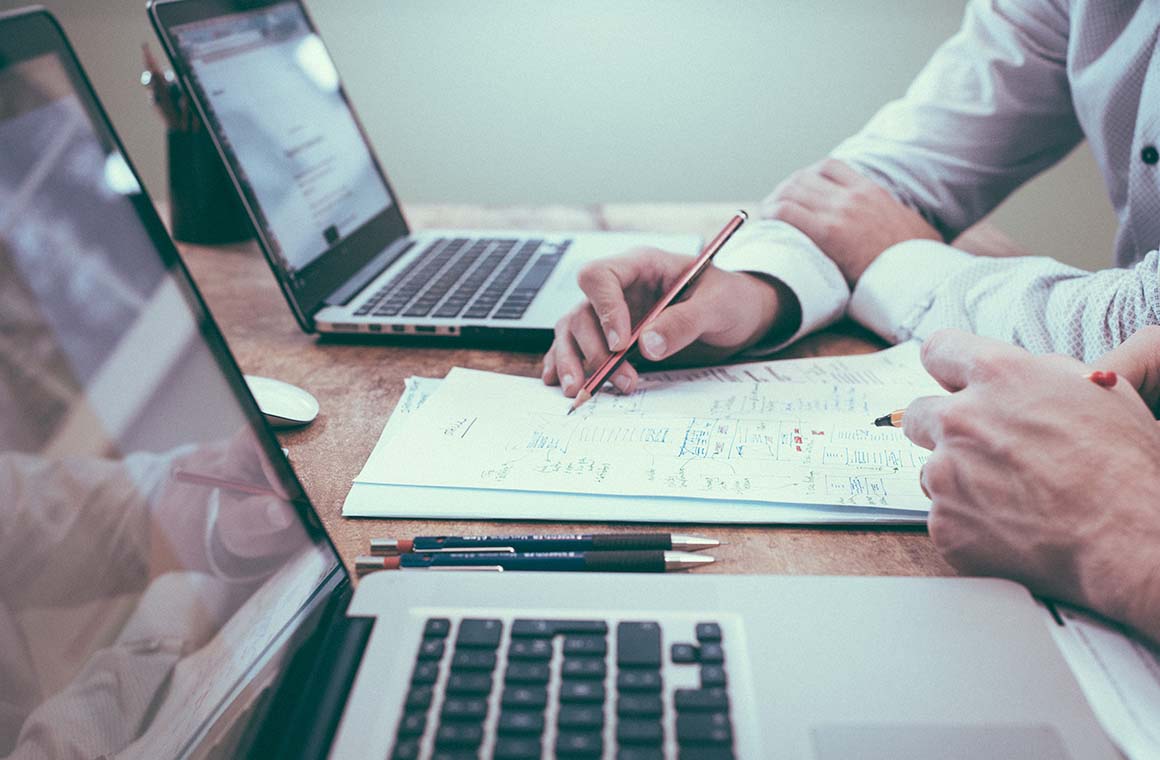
{"left": 738, "top": 272, "right": 801, "bottom": 350}
{"left": 1079, "top": 499, "right": 1160, "bottom": 644}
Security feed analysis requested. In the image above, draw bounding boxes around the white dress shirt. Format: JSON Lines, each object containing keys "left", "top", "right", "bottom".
{"left": 715, "top": 0, "right": 1160, "bottom": 361}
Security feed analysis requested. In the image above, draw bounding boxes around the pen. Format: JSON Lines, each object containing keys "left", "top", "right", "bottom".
{"left": 172, "top": 468, "right": 281, "bottom": 498}
{"left": 354, "top": 550, "right": 714, "bottom": 575}
{"left": 872, "top": 369, "right": 1121, "bottom": 427}
{"left": 370, "top": 533, "right": 720, "bottom": 555}
{"left": 568, "top": 210, "right": 749, "bottom": 414}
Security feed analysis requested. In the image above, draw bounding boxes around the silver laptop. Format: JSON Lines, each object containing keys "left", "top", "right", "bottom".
{"left": 0, "top": 10, "right": 1119, "bottom": 759}
{"left": 147, "top": 0, "right": 699, "bottom": 344}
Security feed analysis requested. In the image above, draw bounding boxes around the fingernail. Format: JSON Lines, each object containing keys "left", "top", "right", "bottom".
{"left": 562, "top": 374, "right": 576, "bottom": 390}
{"left": 612, "top": 372, "right": 632, "bottom": 393}
{"left": 642, "top": 331, "right": 666, "bottom": 359}
{"left": 606, "top": 329, "right": 621, "bottom": 351}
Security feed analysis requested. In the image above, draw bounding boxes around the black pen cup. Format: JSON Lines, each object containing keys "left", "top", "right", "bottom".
{"left": 167, "top": 127, "right": 251, "bottom": 245}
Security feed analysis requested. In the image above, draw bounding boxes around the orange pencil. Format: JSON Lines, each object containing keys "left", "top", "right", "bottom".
{"left": 568, "top": 210, "right": 748, "bottom": 414}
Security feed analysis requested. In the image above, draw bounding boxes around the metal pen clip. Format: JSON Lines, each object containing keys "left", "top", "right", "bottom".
{"left": 424, "top": 547, "right": 516, "bottom": 554}
{"left": 425, "top": 565, "right": 505, "bottom": 572}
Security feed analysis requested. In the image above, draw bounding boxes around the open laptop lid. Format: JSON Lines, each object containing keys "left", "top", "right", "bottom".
{"left": 149, "top": 0, "right": 411, "bottom": 331}
{"left": 0, "top": 8, "right": 354, "bottom": 757}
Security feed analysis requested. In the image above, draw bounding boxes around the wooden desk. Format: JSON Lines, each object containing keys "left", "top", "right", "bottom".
{"left": 178, "top": 203, "right": 1018, "bottom": 579}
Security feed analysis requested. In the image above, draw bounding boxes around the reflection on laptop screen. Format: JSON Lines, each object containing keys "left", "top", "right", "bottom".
{"left": 0, "top": 48, "right": 341, "bottom": 758}
{"left": 171, "top": 1, "right": 393, "bottom": 277}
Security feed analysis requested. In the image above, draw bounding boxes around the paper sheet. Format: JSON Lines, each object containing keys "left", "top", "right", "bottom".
{"left": 351, "top": 344, "right": 940, "bottom": 518}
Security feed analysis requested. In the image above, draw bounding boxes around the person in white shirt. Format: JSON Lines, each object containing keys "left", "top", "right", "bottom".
{"left": 540, "top": 0, "right": 1160, "bottom": 639}
{"left": 542, "top": 0, "right": 1160, "bottom": 395}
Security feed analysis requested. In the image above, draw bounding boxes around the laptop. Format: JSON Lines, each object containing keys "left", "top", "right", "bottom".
{"left": 146, "top": 0, "right": 700, "bottom": 345}
{"left": 0, "top": 9, "right": 1122, "bottom": 759}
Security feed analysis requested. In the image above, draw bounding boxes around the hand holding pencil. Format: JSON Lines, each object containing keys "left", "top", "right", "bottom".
{"left": 543, "top": 211, "right": 803, "bottom": 402}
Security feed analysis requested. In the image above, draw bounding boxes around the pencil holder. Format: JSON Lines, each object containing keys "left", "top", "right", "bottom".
{"left": 167, "top": 127, "right": 251, "bottom": 245}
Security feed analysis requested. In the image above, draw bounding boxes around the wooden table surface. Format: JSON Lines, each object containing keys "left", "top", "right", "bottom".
{"left": 175, "top": 202, "right": 1017, "bottom": 580}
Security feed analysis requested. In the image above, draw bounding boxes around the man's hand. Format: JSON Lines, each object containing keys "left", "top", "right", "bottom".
{"left": 764, "top": 159, "right": 941, "bottom": 285}
{"left": 902, "top": 328, "right": 1160, "bottom": 644}
{"left": 542, "top": 248, "right": 800, "bottom": 396}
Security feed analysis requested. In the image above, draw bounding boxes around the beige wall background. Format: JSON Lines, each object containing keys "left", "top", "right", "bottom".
{"left": 1, "top": 0, "right": 1119, "bottom": 271}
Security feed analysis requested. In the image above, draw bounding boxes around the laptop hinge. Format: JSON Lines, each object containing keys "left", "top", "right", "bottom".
{"left": 244, "top": 581, "right": 374, "bottom": 760}
{"left": 325, "top": 237, "right": 414, "bottom": 307}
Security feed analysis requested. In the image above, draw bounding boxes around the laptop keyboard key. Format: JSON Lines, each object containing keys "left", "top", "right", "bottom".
{"left": 617, "top": 719, "right": 664, "bottom": 745}
{"left": 451, "top": 650, "right": 497, "bottom": 671}
{"left": 446, "top": 672, "right": 492, "bottom": 695}
{"left": 392, "top": 739, "right": 420, "bottom": 760}
{"left": 699, "top": 643, "right": 725, "bottom": 664}
{"left": 456, "top": 619, "right": 503, "bottom": 649}
{"left": 617, "top": 670, "right": 662, "bottom": 692}
{"left": 504, "top": 662, "right": 550, "bottom": 684}
{"left": 677, "top": 749, "right": 734, "bottom": 760}
{"left": 425, "top": 618, "right": 451, "bottom": 638}
{"left": 397, "top": 712, "right": 426, "bottom": 737}
{"left": 404, "top": 685, "right": 433, "bottom": 710}
{"left": 435, "top": 722, "right": 483, "bottom": 749}
{"left": 508, "top": 638, "right": 553, "bottom": 660}
{"left": 700, "top": 665, "right": 727, "bottom": 688}
{"left": 502, "top": 685, "right": 548, "bottom": 709}
{"left": 557, "top": 704, "right": 604, "bottom": 730}
{"left": 418, "top": 639, "right": 445, "bottom": 660}
{"left": 562, "top": 635, "right": 607, "bottom": 657}
{"left": 441, "top": 697, "right": 488, "bottom": 721}
{"left": 617, "top": 694, "right": 663, "bottom": 717}
{"left": 675, "top": 688, "right": 729, "bottom": 711}
{"left": 617, "top": 622, "right": 662, "bottom": 668}
{"left": 412, "top": 661, "right": 440, "bottom": 684}
{"left": 494, "top": 737, "right": 543, "bottom": 759}
{"left": 695, "top": 623, "right": 722, "bottom": 642}
{"left": 676, "top": 713, "right": 732, "bottom": 745}
{"left": 560, "top": 680, "right": 605, "bottom": 703}
{"left": 619, "top": 749, "right": 665, "bottom": 760}
{"left": 562, "top": 657, "right": 606, "bottom": 680}
{"left": 497, "top": 710, "right": 545, "bottom": 735}
{"left": 671, "top": 643, "right": 699, "bottom": 663}
{"left": 556, "top": 730, "right": 603, "bottom": 757}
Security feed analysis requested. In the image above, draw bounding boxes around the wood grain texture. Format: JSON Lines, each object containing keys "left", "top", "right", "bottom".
{"left": 171, "top": 202, "right": 1026, "bottom": 581}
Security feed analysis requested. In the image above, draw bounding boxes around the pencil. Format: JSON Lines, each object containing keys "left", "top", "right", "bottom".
{"left": 871, "top": 369, "right": 1121, "bottom": 427}
{"left": 567, "top": 210, "right": 749, "bottom": 414}
{"left": 172, "top": 468, "right": 281, "bottom": 498}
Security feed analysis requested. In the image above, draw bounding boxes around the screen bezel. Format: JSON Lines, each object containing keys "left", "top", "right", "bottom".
{"left": 148, "top": 0, "right": 412, "bottom": 331}
{"left": 0, "top": 7, "right": 352, "bottom": 754}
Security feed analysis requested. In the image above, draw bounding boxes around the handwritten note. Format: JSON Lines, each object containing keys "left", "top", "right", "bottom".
{"left": 354, "top": 343, "right": 941, "bottom": 513}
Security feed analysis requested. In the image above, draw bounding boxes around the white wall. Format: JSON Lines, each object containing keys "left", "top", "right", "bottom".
{"left": 0, "top": 0, "right": 1119, "bottom": 270}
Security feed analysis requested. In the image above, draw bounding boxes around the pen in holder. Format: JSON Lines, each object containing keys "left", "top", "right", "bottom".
{"left": 142, "top": 43, "right": 250, "bottom": 245}
{"left": 167, "top": 124, "right": 251, "bottom": 245}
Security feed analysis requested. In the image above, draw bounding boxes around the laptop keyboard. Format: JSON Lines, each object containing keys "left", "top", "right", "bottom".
{"left": 391, "top": 617, "right": 736, "bottom": 759}
{"left": 353, "top": 237, "right": 571, "bottom": 322}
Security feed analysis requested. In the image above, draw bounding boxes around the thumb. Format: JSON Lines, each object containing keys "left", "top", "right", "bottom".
{"left": 1097, "top": 326, "right": 1160, "bottom": 410}
{"left": 639, "top": 300, "right": 713, "bottom": 361}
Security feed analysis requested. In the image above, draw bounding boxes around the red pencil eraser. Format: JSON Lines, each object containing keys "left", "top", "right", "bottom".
{"left": 397, "top": 539, "right": 414, "bottom": 553}
{"left": 382, "top": 556, "right": 401, "bottom": 570}
{"left": 1089, "top": 370, "right": 1118, "bottom": 388}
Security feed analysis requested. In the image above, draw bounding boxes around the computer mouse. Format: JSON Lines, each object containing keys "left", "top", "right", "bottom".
{"left": 244, "top": 375, "right": 320, "bottom": 428}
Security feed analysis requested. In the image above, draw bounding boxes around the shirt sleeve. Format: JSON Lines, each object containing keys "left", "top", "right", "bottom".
{"left": 713, "top": 219, "right": 850, "bottom": 355}
{"left": 830, "top": 0, "right": 1082, "bottom": 240}
{"left": 850, "top": 240, "right": 1160, "bottom": 361}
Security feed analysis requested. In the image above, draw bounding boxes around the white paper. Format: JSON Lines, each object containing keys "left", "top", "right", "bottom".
{"left": 350, "top": 344, "right": 941, "bottom": 518}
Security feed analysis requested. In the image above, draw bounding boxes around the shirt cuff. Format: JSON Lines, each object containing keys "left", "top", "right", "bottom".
{"left": 714, "top": 220, "right": 850, "bottom": 355}
{"left": 849, "top": 239, "right": 975, "bottom": 343}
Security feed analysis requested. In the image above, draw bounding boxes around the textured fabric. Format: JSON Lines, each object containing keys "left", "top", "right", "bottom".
{"left": 736, "top": 0, "right": 1160, "bottom": 361}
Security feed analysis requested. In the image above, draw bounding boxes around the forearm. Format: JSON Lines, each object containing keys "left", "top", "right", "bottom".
{"left": 829, "top": 0, "right": 1081, "bottom": 239}
{"left": 850, "top": 242, "right": 1160, "bottom": 361}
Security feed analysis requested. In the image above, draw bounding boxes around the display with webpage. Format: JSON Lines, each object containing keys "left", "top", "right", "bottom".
{"left": 171, "top": 2, "right": 393, "bottom": 276}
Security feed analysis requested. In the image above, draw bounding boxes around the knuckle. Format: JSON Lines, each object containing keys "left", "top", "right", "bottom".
{"left": 921, "top": 455, "right": 954, "bottom": 497}
{"left": 820, "top": 158, "right": 845, "bottom": 175}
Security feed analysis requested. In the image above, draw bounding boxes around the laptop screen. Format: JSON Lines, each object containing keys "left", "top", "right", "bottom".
{"left": 167, "top": 1, "right": 400, "bottom": 289}
{"left": 0, "top": 13, "right": 343, "bottom": 759}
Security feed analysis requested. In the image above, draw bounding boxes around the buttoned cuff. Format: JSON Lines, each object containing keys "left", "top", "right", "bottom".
{"left": 714, "top": 220, "right": 850, "bottom": 355}
{"left": 849, "top": 239, "right": 975, "bottom": 343}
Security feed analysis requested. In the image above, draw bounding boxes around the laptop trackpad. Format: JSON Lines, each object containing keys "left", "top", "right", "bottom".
{"left": 811, "top": 724, "right": 1071, "bottom": 760}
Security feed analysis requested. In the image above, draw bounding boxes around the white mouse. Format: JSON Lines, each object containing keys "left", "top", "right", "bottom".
{"left": 244, "top": 375, "right": 320, "bottom": 429}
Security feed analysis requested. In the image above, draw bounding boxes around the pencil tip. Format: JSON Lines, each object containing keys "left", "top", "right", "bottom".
{"left": 873, "top": 414, "right": 892, "bottom": 427}
{"left": 566, "top": 406, "right": 575, "bottom": 416}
